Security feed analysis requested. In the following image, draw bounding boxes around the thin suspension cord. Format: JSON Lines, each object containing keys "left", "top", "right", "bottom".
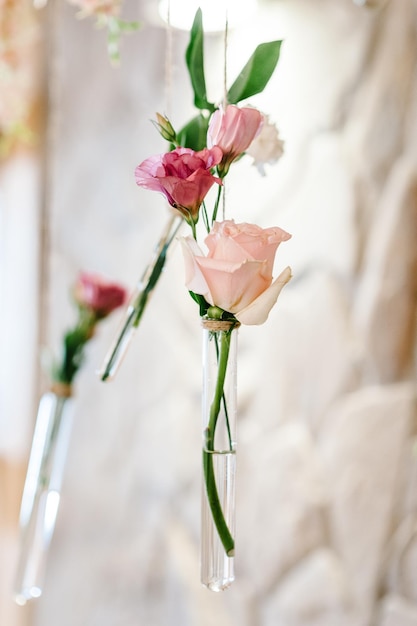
{"left": 222, "top": 8, "right": 229, "bottom": 220}
{"left": 223, "top": 9, "right": 228, "bottom": 109}
{"left": 164, "top": 0, "right": 173, "bottom": 118}
{"left": 38, "top": 0, "right": 57, "bottom": 394}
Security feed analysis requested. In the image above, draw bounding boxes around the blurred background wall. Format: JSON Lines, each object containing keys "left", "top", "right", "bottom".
{"left": 1, "top": 0, "right": 417, "bottom": 625}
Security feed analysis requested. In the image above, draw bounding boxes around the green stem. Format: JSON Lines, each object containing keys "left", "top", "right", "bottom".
{"left": 38, "top": 395, "right": 67, "bottom": 489}
{"left": 211, "top": 185, "right": 223, "bottom": 224}
{"left": 207, "top": 330, "right": 231, "bottom": 438}
{"left": 132, "top": 254, "right": 164, "bottom": 327}
{"left": 203, "top": 450, "right": 234, "bottom": 556}
{"left": 100, "top": 215, "right": 182, "bottom": 381}
{"left": 100, "top": 306, "right": 136, "bottom": 381}
{"left": 203, "top": 328, "right": 235, "bottom": 556}
{"left": 201, "top": 201, "right": 210, "bottom": 234}
{"left": 55, "top": 312, "right": 96, "bottom": 385}
{"left": 133, "top": 215, "right": 183, "bottom": 326}
{"left": 213, "top": 333, "right": 233, "bottom": 451}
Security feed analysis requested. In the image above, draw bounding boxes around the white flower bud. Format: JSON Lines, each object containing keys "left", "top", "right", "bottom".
{"left": 246, "top": 115, "right": 284, "bottom": 176}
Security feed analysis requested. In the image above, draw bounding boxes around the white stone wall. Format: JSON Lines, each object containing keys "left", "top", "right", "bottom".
{"left": 19, "top": 0, "right": 417, "bottom": 624}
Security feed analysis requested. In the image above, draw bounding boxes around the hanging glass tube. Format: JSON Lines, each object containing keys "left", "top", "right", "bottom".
{"left": 14, "top": 387, "right": 73, "bottom": 605}
{"left": 99, "top": 213, "right": 183, "bottom": 381}
{"left": 200, "top": 318, "right": 239, "bottom": 591}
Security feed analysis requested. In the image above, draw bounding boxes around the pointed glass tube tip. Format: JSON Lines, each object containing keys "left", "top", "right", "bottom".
{"left": 14, "top": 393, "right": 72, "bottom": 605}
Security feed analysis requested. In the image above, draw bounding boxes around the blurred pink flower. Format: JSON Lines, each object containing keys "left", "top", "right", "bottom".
{"left": 74, "top": 272, "right": 127, "bottom": 317}
{"left": 207, "top": 105, "right": 263, "bottom": 176}
{"left": 68, "top": 0, "right": 121, "bottom": 17}
{"left": 0, "top": 0, "right": 41, "bottom": 156}
{"left": 181, "top": 220, "right": 292, "bottom": 325}
{"left": 135, "top": 147, "right": 222, "bottom": 223}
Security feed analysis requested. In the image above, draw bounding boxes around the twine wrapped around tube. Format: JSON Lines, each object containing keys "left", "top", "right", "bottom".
{"left": 201, "top": 319, "right": 241, "bottom": 332}
{"left": 50, "top": 382, "right": 73, "bottom": 398}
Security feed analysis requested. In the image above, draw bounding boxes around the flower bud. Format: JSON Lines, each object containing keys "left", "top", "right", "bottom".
{"left": 207, "top": 105, "right": 263, "bottom": 176}
{"left": 153, "top": 113, "right": 177, "bottom": 143}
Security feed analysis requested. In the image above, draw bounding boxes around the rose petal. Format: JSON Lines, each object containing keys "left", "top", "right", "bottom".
{"left": 206, "top": 230, "right": 256, "bottom": 264}
{"left": 180, "top": 237, "right": 212, "bottom": 300}
{"left": 195, "top": 257, "right": 269, "bottom": 313}
{"left": 235, "top": 266, "right": 292, "bottom": 325}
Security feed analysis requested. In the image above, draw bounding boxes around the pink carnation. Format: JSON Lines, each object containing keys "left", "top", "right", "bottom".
{"left": 74, "top": 272, "right": 127, "bottom": 317}
{"left": 135, "top": 147, "right": 223, "bottom": 222}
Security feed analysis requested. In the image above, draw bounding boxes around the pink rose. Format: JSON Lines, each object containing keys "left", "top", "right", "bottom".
{"left": 207, "top": 105, "right": 263, "bottom": 176}
{"left": 74, "top": 272, "right": 127, "bottom": 317}
{"left": 181, "top": 220, "right": 292, "bottom": 325}
{"left": 135, "top": 147, "right": 223, "bottom": 222}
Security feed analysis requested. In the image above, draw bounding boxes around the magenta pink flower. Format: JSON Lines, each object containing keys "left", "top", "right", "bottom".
{"left": 74, "top": 272, "right": 127, "bottom": 317}
{"left": 207, "top": 105, "right": 263, "bottom": 176}
{"left": 135, "top": 147, "right": 223, "bottom": 222}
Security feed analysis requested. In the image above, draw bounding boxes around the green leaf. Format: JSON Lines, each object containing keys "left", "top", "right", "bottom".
{"left": 56, "top": 326, "right": 88, "bottom": 384}
{"left": 189, "top": 291, "right": 210, "bottom": 317}
{"left": 227, "top": 40, "right": 282, "bottom": 104}
{"left": 185, "top": 9, "right": 215, "bottom": 112}
{"left": 176, "top": 114, "right": 210, "bottom": 151}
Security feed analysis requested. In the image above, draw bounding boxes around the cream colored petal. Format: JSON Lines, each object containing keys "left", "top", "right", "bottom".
{"left": 179, "top": 237, "right": 211, "bottom": 299}
{"left": 235, "top": 266, "right": 292, "bottom": 326}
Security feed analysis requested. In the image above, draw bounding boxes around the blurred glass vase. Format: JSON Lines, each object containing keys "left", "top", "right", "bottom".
{"left": 14, "top": 387, "right": 73, "bottom": 605}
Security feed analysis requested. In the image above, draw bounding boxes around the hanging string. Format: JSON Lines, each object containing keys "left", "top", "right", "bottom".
{"left": 38, "top": 0, "right": 59, "bottom": 394}
{"left": 164, "top": 0, "right": 173, "bottom": 119}
{"left": 222, "top": 7, "right": 229, "bottom": 220}
{"left": 222, "top": 7, "right": 229, "bottom": 109}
